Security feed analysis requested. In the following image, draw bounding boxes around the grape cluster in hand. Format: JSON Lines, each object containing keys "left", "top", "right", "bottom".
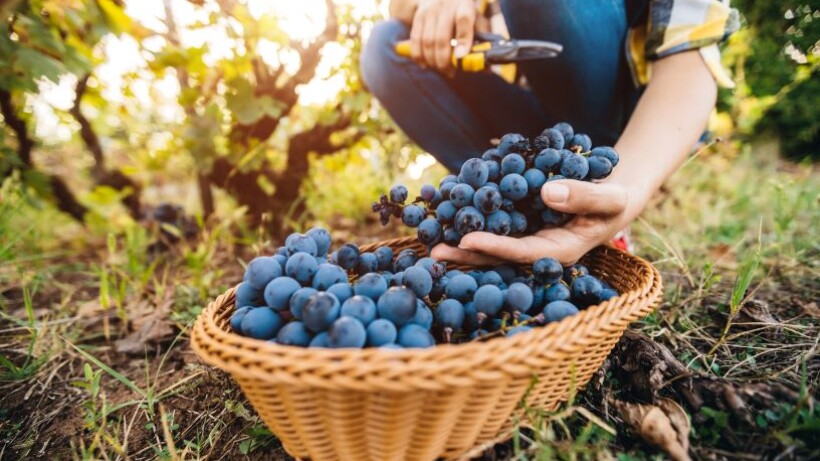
{"left": 372, "top": 122, "right": 619, "bottom": 247}
{"left": 230, "top": 227, "right": 618, "bottom": 349}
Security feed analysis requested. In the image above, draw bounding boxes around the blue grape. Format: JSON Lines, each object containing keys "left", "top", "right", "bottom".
{"left": 355, "top": 272, "right": 388, "bottom": 301}
{"left": 486, "top": 210, "right": 512, "bottom": 235}
{"left": 241, "top": 307, "right": 284, "bottom": 340}
{"left": 539, "top": 128, "right": 566, "bottom": 150}
{"left": 403, "top": 266, "right": 433, "bottom": 298}
{"left": 560, "top": 153, "right": 589, "bottom": 180}
{"left": 446, "top": 274, "right": 478, "bottom": 302}
{"left": 569, "top": 133, "right": 592, "bottom": 152}
{"left": 601, "top": 288, "right": 618, "bottom": 301}
{"left": 505, "top": 282, "right": 534, "bottom": 314}
{"left": 473, "top": 284, "right": 504, "bottom": 319}
{"left": 312, "top": 263, "right": 348, "bottom": 290}
{"left": 553, "top": 122, "right": 574, "bottom": 144}
{"left": 417, "top": 218, "right": 443, "bottom": 246}
{"left": 497, "top": 133, "right": 527, "bottom": 155}
{"left": 531, "top": 286, "right": 547, "bottom": 312}
{"left": 590, "top": 146, "right": 619, "bottom": 167}
{"left": 459, "top": 158, "right": 490, "bottom": 188}
{"left": 420, "top": 184, "right": 437, "bottom": 201}
{"left": 547, "top": 174, "right": 566, "bottom": 182}
{"left": 530, "top": 194, "right": 546, "bottom": 211}
{"left": 543, "top": 300, "right": 579, "bottom": 322}
{"left": 523, "top": 168, "right": 547, "bottom": 195}
{"left": 286, "top": 233, "right": 318, "bottom": 257}
{"left": 415, "top": 257, "right": 445, "bottom": 279}
{"left": 534, "top": 148, "right": 562, "bottom": 174}
{"left": 327, "top": 251, "right": 338, "bottom": 265}
{"left": 439, "top": 181, "right": 456, "bottom": 200}
{"left": 327, "top": 282, "right": 354, "bottom": 304}
{"left": 435, "top": 299, "right": 465, "bottom": 340}
{"left": 393, "top": 252, "right": 417, "bottom": 273}
{"left": 374, "top": 246, "right": 394, "bottom": 271}
{"left": 289, "top": 287, "right": 318, "bottom": 319}
{"left": 306, "top": 227, "right": 331, "bottom": 256}
{"left": 541, "top": 208, "right": 572, "bottom": 227}
{"left": 309, "top": 332, "right": 330, "bottom": 348}
{"left": 276, "top": 321, "right": 313, "bottom": 346}
{"left": 473, "top": 186, "right": 502, "bottom": 214}
{"left": 429, "top": 190, "right": 443, "bottom": 208}
{"left": 494, "top": 265, "right": 518, "bottom": 284}
{"left": 436, "top": 200, "right": 458, "bottom": 224}
{"left": 470, "top": 329, "right": 489, "bottom": 340}
{"left": 285, "top": 252, "right": 319, "bottom": 284}
{"left": 355, "top": 252, "right": 379, "bottom": 275}
{"left": 244, "top": 256, "right": 283, "bottom": 290}
{"left": 501, "top": 153, "right": 526, "bottom": 175}
{"left": 376, "top": 287, "right": 418, "bottom": 327}
{"left": 533, "top": 257, "right": 563, "bottom": 284}
{"left": 454, "top": 206, "right": 485, "bottom": 235}
{"left": 563, "top": 264, "right": 589, "bottom": 282}
{"left": 397, "top": 324, "right": 435, "bottom": 348}
{"left": 509, "top": 211, "right": 527, "bottom": 234}
{"left": 263, "top": 277, "right": 301, "bottom": 311}
{"left": 467, "top": 270, "right": 483, "bottom": 283}
{"left": 463, "top": 301, "right": 479, "bottom": 331}
{"left": 275, "top": 246, "right": 288, "bottom": 257}
{"left": 440, "top": 175, "right": 458, "bottom": 186}
{"left": 479, "top": 271, "right": 503, "bottom": 287}
{"left": 546, "top": 283, "right": 571, "bottom": 302}
{"left": 485, "top": 160, "right": 501, "bottom": 181}
{"left": 302, "top": 292, "right": 341, "bottom": 333}
{"left": 586, "top": 156, "right": 612, "bottom": 180}
{"left": 390, "top": 271, "right": 405, "bottom": 287}
{"left": 389, "top": 184, "right": 408, "bottom": 204}
{"left": 449, "top": 184, "right": 475, "bottom": 208}
{"left": 236, "top": 281, "right": 263, "bottom": 308}
{"left": 272, "top": 254, "right": 287, "bottom": 271}
{"left": 482, "top": 148, "right": 503, "bottom": 161}
{"left": 327, "top": 316, "right": 367, "bottom": 348}
{"left": 230, "top": 306, "right": 253, "bottom": 333}
{"left": 401, "top": 205, "right": 426, "bottom": 227}
{"left": 366, "top": 318, "right": 398, "bottom": 347}
{"left": 507, "top": 325, "right": 533, "bottom": 337}
{"left": 410, "top": 300, "right": 433, "bottom": 329}
{"left": 443, "top": 227, "right": 461, "bottom": 246}
{"left": 336, "top": 243, "right": 360, "bottom": 270}
{"left": 315, "top": 256, "right": 328, "bottom": 265}
{"left": 499, "top": 174, "right": 528, "bottom": 200}
{"left": 380, "top": 344, "right": 404, "bottom": 350}
{"left": 341, "top": 295, "right": 377, "bottom": 325}
{"left": 571, "top": 275, "right": 603, "bottom": 306}
{"left": 429, "top": 276, "right": 448, "bottom": 301}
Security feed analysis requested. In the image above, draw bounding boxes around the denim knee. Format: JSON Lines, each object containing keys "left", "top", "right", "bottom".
{"left": 360, "top": 20, "right": 409, "bottom": 99}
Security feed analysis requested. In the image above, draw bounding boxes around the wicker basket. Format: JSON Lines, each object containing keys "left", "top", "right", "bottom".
{"left": 191, "top": 238, "right": 662, "bottom": 461}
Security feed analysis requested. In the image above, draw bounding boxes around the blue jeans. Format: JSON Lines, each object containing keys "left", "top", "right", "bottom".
{"left": 360, "top": 0, "right": 640, "bottom": 172}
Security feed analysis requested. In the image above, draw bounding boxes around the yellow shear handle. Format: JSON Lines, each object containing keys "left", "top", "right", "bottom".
{"left": 394, "top": 40, "right": 487, "bottom": 72}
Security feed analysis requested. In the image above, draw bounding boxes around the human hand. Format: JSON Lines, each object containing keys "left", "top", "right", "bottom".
{"left": 409, "top": 0, "right": 476, "bottom": 74}
{"left": 431, "top": 180, "right": 640, "bottom": 266}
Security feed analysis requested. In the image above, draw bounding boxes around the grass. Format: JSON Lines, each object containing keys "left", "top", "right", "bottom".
{"left": 0, "top": 136, "right": 817, "bottom": 460}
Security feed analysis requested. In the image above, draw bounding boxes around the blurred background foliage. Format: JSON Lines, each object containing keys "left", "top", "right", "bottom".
{"left": 0, "top": 0, "right": 817, "bottom": 241}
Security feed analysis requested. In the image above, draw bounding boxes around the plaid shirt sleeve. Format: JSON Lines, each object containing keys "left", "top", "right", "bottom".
{"left": 626, "top": 0, "right": 740, "bottom": 88}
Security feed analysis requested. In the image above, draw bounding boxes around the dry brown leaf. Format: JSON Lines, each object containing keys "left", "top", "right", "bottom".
{"left": 614, "top": 398, "right": 691, "bottom": 461}
{"left": 115, "top": 312, "right": 175, "bottom": 355}
{"left": 793, "top": 298, "right": 820, "bottom": 319}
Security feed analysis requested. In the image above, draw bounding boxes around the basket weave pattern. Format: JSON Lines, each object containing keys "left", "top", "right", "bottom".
{"left": 192, "top": 238, "right": 662, "bottom": 461}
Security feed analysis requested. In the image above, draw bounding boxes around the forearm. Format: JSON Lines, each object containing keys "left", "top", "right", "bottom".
{"left": 389, "top": 0, "right": 418, "bottom": 24}
{"left": 610, "top": 51, "right": 718, "bottom": 223}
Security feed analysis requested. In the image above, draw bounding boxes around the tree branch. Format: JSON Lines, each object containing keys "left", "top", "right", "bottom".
{"left": 1, "top": 87, "right": 88, "bottom": 220}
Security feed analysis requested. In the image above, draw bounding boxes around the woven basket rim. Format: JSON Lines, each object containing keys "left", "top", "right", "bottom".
{"left": 191, "top": 242, "right": 662, "bottom": 390}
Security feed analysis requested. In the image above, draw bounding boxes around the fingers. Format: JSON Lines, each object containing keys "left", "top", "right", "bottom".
{"left": 430, "top": 243, "right": 503, "bottom": 266}
{"left": 409, "top": 7, "right": 424, "bottom": 63}
{"left": 458, "top": 230, "right": 587, "bottom": 265}
{"left": 541, "top": 180, "right": 628, "bottom": 215}
{"left": 453, "top": 0, "right": 475, "bottom": 59}
{"left": 433, "top": 7, "right": 455, "bottom": 72}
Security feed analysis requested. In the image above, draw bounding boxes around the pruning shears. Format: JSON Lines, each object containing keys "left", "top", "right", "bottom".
{"left": 394, "top": 32, "right": 563, "bottom": 73}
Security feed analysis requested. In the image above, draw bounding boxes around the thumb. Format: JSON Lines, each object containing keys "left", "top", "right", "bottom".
{"left": 453, "top": 2, "right": 475, "bottom": 58}
{"left": 541, "top": 180, "right": 628, "bottom": 215}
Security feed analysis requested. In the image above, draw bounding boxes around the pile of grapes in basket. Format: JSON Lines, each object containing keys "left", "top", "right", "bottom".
{"left": 372, "top": 123, "right": 619, "bottom": 247}
{"left": 230, "top": 227, "right": 618, "bottom": 349}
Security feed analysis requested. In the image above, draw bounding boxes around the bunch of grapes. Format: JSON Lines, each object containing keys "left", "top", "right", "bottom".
{"left": 229, "top": 227, "right": 618, "bottom": 349}
{"left": 372, "top": 122, "right": 619, "bottom": 248}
